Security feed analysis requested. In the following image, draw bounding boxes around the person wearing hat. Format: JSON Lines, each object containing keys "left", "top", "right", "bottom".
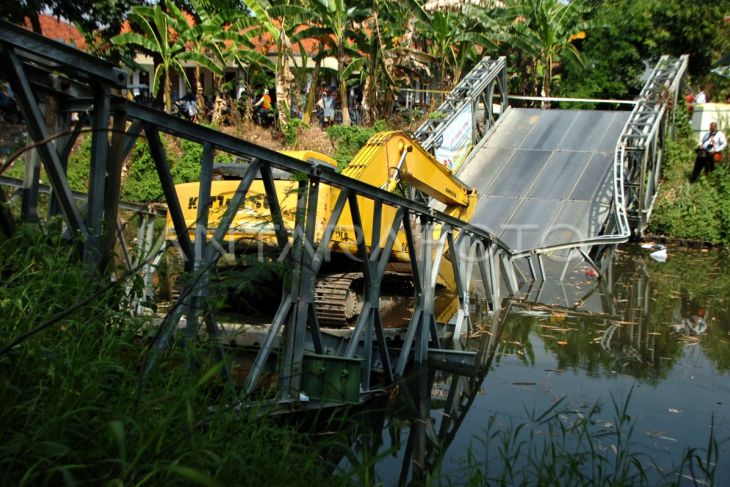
{"left": 253, "top": 88, "right": 273, "bottom": 122}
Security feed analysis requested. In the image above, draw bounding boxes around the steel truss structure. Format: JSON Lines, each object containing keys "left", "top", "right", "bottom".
{"left": 619, "top": 55, "right": 689, "bottom": 236}
{"left": 414, "top": 56, "right": 508, "bottom": 153}
{"left": 333, "top": 249, "right": 656, "bottom": 484}
{"left": 0, "top": 20, "right": 686, "bottom": 409}
{"left": 505, "top": 55, "right": 688, "bottom": 281}
{"left": 0, "top": 22, "right": 518, "bottom": 408}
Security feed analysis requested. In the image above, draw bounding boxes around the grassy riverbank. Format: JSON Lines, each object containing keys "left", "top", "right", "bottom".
{"left": 1, "top": 231, "right": 724, "bottom": 485}
{"left": 0, "top": 228, "right": 348, "bottom": 486}
{"left": 2, "top": 115, "right": 726, "bottom": 485}
{"left": 648, "top": 112, "right": 730, "bottom": 245}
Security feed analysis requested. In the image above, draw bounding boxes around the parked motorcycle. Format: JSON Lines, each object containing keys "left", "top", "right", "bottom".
{"left": 172, "top": 97, "right": 198, "bottom": 123}
{"left": 253, "top": 107, "right": 275, "bottom": 128}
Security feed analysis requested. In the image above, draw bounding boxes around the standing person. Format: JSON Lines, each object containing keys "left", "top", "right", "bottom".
{"left": 253, "top": 89, "right": 273, "bottom": 125}
{"left": 704, "top": 121, "right": 727, "bottom": 163}
{"left": 690, "top": 122, "right": 727, "bottom": 182}
{"left": 684, "top": 89, "right": 694, "bottom": 116}
{"left": 695, "top": 89, "right": 707, "bottom": 105}
{"left": 321, "top": 87, "right": 336, "bottom": 127}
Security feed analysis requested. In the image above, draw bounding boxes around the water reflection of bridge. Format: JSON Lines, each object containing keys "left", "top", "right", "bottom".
{"left": 331, "top": 248, "right": 711, "bottom": 485}
{"left": 0, "top": 21, "right": 688, "bottom": 412}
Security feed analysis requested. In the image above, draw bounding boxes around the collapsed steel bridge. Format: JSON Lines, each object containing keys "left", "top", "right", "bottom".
{"left": 0, "top": 21, "right": 686, "bottom": 409}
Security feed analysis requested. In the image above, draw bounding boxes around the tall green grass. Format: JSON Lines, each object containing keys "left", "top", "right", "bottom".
{"left": 452, "top": 388, "right": 721, "bottom": 486}
{"left": 1, "top": 226, "right": 724, "bottom": 486}
{"left": 0, "top": 226, "right": 345, "bottom": 486}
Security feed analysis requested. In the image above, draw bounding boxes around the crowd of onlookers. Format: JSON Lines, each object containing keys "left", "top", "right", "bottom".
{"left": 124, "top": 82, "right": 366, "bottom": 129}
{"left": 249, "top": 83, "right": 366, "bottom": 128}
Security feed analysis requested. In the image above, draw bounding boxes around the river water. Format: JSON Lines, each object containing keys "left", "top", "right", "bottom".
{"left": 332, "top": 246, "right": 730, "bottom": 485}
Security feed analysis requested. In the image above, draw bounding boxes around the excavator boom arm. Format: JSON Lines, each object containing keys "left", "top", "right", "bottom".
{"left": 343, "top": 131, "right": 474, "bottom": 208}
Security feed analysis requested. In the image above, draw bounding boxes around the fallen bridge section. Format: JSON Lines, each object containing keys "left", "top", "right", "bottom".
{"left": 457, "top": 108, "right": 630, "bottom": 253}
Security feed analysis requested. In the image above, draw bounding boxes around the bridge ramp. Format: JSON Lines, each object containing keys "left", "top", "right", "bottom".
{"left": 457, "top": 108, "right": 630, "bottom": 252}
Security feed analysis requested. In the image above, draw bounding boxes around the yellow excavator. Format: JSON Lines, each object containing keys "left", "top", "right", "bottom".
{"left": 167, "top": 131, "right": 476, "bottom": 326}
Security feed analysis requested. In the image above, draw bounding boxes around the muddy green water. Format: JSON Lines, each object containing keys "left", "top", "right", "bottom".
{"left": 335, "top": 246, "right": 730, "bottom": 485}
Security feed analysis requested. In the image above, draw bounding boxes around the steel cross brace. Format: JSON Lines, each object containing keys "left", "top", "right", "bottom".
{"left": 2, "top": 46, "right": 87, "bottom": 236}
{"left": 475, "top": 241, "right": 502, "bottom": 318}
{"left": 448, "top": 232, "right": 475, "bottom": 349}
{"left": 21, "top": 147, "right": 41, "bottom": 222}
{"left": 144, "top": 156, "right": 262, "bottom": 374}
{"left": 279, "top": 178, "right": 320, "bottom": 399}
{"left": 395, "top": 215, "right": 440, "bottom": 377}
{"left": 245, "top": 181, "right": 349, "bottom": 398}
{"left": 344, "top": 197, "right": 403, "bottom": 388}
{"left": 81, "top": 82, "right": 112, "bottom": 267}
{"left": 243, "top": 177, "right": 307, "bottom": 397}
{"left": 100, "top": 116, "right": 142, "bottom": 271}
{"left": 178, "top": 142, "right": 231, "bottom": 378}
{"left": 145, "top": 125, "right": 194, "bottom": 266}
{"left": 47, "top": 112, "right": 85, "bottom": 219}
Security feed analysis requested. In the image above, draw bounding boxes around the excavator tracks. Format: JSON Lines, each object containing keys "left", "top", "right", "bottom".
{"left": 313, "top": 273, "right": 364, "bottom": 327}
{"left": 313, "top": 271, "right": 416, "bottom": 328}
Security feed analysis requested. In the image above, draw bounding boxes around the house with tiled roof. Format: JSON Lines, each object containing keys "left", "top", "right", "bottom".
{"left": 122, "top": 17, "right": 345, "bottom": 108}
{"left": 22, "top": 15, "right": 87, "bottom": 50}
{"left": 19, "top": 14, "right": 336, "bottom": 106}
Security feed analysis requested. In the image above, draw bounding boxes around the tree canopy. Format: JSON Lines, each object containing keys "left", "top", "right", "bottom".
{"left": 6, "top": 0, "right": 729, "bottom": 119}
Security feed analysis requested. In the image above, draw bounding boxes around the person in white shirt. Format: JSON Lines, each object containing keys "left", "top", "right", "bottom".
{"left": 320, "top": 88, "right": 336, "bottom": 127}
{"left": 691, "top": 122, "right": 727, "bottom": 182}
{"left": 695, "top": 90, "right": 707, "bottom": 105}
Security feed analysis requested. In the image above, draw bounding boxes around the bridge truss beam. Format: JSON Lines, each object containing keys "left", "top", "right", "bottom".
{"left": 0, "top": 21, "right": 518, "bottom": 409}
{"left": 414, "top": 56, "right": 508, "bottom": 154}
{"left": 505, "top": 55, "right": 688, "bottom": 278}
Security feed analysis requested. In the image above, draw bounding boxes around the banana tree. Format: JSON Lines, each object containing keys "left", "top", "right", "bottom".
{"left": 359, "top": 0, "right": 430, "bottom": 122}
{"left": 502, "top": 0, "right": 585, "bottom": 99}
{"left": 261, "top": 1, "right": 310, "bottom": 128}
{"left": 175, "top": 1, "right": 227, "bottom": 116}
{"left": 301, "top": 41, "right": 325, "bottom": 125}
{"left": 187, "top": 1, "right": 275, "bottom": 123}
{"left": 217, "top": 26, "right": 274, "bottom": 123}
{"left": 112, "top": 5, "right": 192, "bottom": 112}
{"left": 292, "top": 16, "right": 337, "bottom": 125}
{"left": 289, "top": 36, "right": 330, "bottom": 125}
{"left": 301, "top": 0, "right": 370, "bottom": 127}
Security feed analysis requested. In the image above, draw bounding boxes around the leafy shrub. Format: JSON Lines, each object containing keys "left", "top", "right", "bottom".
{"left": 282, "top": 117, "right": 309, "bottom": 147}
{"left": 121, "top": 139, "right": 164, "bottom": 203}
{"left": 171, "top": 137, "right": 205, "bottom": 184}
{"left": 0, "top": 226, "right": 344, "bottom": 486}
{"left": 649, "top": 109, "right": 730, "bottom": 244}
{"left": 66, "top": 134, "right": 91, "bottom": 191}
{"left": 326, "top": 120, "right": 387, "bottom": 171}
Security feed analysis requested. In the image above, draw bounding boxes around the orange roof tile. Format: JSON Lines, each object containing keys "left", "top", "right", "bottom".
{"left": 22, "top": 14, "right": 87, "bottom": 50}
